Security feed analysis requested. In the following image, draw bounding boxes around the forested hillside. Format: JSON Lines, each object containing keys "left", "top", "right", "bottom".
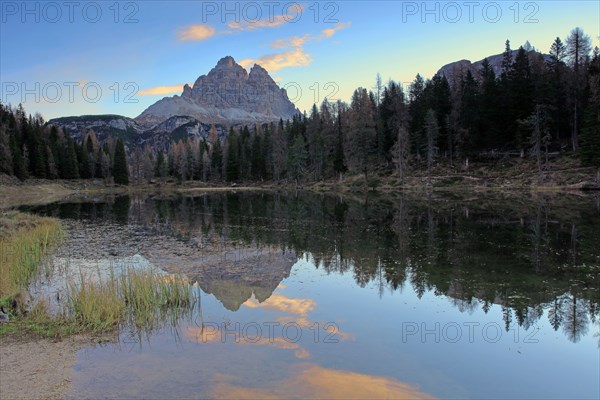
{"left": 1, "top": 28, "right": 598, "bottom": 185}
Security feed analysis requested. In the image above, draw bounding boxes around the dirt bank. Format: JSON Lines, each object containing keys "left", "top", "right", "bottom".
{"left": 0, "top": 333, "right": 93, "bottom": 400}
{"left": 2, "top": 156, "right": 598, "bottom": 209}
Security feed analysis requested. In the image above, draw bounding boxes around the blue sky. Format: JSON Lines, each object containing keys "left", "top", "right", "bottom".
{"left": 1, "top": 1, "right": 598, "bottom": 120}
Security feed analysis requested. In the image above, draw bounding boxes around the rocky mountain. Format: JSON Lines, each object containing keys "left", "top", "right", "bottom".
{"left": 135, "top": 56, "right": 298, "bottom": 129}
{"left": 49, "top": 114, "right": 228, "bottom": 152}
{"left": 436, "top": 49, "right": 551, "bottom": 84}
{"left": 47, "top": 56, "right": 298, "bottom": 150}
{"left": 49, "top": 114, "right": 143, "bottom": 143}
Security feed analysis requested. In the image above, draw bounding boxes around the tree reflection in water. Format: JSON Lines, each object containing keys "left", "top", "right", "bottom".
{"left": 26, "top": 191, "right": 600, "bottom": 344}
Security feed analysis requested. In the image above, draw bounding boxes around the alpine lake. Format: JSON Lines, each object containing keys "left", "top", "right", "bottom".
{"left": 20, "top": 190, "right": 600, "bottom": 399}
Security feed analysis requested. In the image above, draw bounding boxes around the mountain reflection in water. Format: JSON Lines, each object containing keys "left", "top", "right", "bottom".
{"left": 23, "top": 190, "right": 599, "bottom": 399}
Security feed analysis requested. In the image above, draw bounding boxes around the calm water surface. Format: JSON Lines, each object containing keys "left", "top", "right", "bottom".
{"left": 24, "top": 191, "right": 600, "bottom": 399}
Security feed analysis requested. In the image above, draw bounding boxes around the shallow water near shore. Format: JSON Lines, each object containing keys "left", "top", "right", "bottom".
{"left": 22, "top": 191, "right": 600, "bottom": 399}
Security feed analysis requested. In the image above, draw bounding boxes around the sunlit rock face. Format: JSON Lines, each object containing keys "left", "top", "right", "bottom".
{"left": 135, "top": 56, "right": 298, "bottom": 129}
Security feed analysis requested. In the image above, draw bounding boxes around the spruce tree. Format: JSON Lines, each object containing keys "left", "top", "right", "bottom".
{"left": 211, "top": 140, "right": 223, "bottom": 181}
{"left": 80, "top": 143, "right": 91, "bottom": 179}
{"left": 580, "top": 106, "right": 600, "bottom": 166}
{"left": 63, "top": 138, "right": 80, "bottom": 179}
{"left": 261, "top": 125, "right": 273, "bottom": 180}
{"left": 9, "top": 133, "right": 27, "bottom": 180}
{"left": 333, "top": 105, "right": 347, "bottom": 180}
{"left": 225, "top": 128, "right": 239, "bottom": 182}
{"left": 580, "top": 49, "right": 600, "bottom": 166}
{"left": 288, "top": 134, "right": 308, "bottom": 186}
{"left": 251, "top": 132, "right": 264, "bottom": 180}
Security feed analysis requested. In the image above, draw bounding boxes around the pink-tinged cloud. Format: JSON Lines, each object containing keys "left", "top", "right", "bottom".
{"left": 239, "top": 47, "right": 313, "bottom": 73}
{"left": 270, "top": 22, "right": 352, "bottom": 49}
{"left": 227, "top": 4, "right": 304, "bottom": 31}
{"left": 138, "top": 84, "right": 187, "bottom": 96}
{"left": 322, "top": 22, "right": 352, "bottom": 38}
{"left": 271, "top": 34, "right": 312, "bottom": 49}
{"left": 210, "top": 363, "right": 436, "bottom": 399}
{"left": 178, "top": 24, "right": 217, "bottom": 41}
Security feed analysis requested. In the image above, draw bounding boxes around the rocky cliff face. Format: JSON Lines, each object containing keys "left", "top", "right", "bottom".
{"left": 135, "top": 56, "right": 298, "bottom": 129}
{"left": 48, "top": 56, "right": 297, "bottom": 150}
{"left": 48, "top": 114, "right": 228, "bottom": 152}
{"left": 436, "top": 49, "right": 551, "bottom": 84}
{"left": 48, "top": 114, "right": 143, "bottom": 143}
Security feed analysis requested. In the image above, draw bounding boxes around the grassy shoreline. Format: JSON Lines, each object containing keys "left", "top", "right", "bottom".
{"left": 0, "top": 211, "right": 197, "bottom": 339}
{"left": 0, "top": 212, "right": 63, "bottom": 305}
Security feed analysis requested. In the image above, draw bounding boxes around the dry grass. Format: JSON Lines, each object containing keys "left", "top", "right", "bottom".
{"left": 0, "top": 211, "right": 63, "bottom": 301}
{"left": 68, "top": 268, "right": 195, "bottom": 332}
{"left": 0, "top": 211, "right": 196, "bottom": 337}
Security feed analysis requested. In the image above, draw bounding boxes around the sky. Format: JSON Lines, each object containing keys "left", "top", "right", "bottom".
{"left": 1, "top": 1, "right": 599, "bottom": 120}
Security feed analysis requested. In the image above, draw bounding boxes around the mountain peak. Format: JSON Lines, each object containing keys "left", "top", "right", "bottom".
{"left": 135, "top": 56, "right": 298, "bottom": 128}
{"left": 249, "top": 63, "right": 271, "bottom": 80}
{"left": 216, "top": 55, "right": 237, "bottom": 68}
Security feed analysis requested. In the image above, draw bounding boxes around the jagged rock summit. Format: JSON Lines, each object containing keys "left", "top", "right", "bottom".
{"left": 135, "top": 56, "right": 298, "bottom": 128}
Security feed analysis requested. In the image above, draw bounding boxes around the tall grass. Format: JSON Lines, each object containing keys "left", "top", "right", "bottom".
{"left": 0, "top": 211, "right": 63, "bottom": 301}
{"left": 0, "top": 211, "right": 197, "bottom": 337}
{"left": 68, "top": 268, "right": 196, "bottom": 333}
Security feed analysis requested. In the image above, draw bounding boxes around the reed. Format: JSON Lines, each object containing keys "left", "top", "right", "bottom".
{"left": 68, "top": 267, "right": 195, "bottom": 333}
{"left": 0, "top": 211, "right": 196, "bottom": 337}
{"left": 0, "top": 211, "right": 62, "bottom": 302}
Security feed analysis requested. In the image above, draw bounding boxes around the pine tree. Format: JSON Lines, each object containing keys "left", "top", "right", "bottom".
{"left": 80, "top": 142, "right": 91, "bottom": 178}
{"left": 251, "top": 131, "right": 264, "bottom": 180}
{"left": 430, "top": 75, "right": 452, "bottom": 156}
{"left": 45, "top": 145, "right": 58, "bottom": 179}
{"left": 113, "top": 138, "right": 129, "bottom": 185}
{"left": 0, "top": 127, "right": 13, "bottom": 175}
{"left": 347, "top": 88, "right": 378, "bottom": 179}
{"left": 479, "top": 58, "right": 499, "bottom": 150}
{"left": 225, "top": 128, "right": 239, "bottom": 182}
{"left": 63, "top": 138, "right": 80, "bottom": 179}
{"left": 547, "top": 37, "right": 569, "bottom": 143}
{"left": 459, "top": 69, "right": 479, "bottom": 155}
{"left": 565, "top": 27, "right": 593, "bottom": 151}
{"left": 580, "top": 49, "right": 600, "bottom": 166}
{"left": 511, "top": 46, "right": 534, "bottom": 150}
{"left": 409, "top": 74, "right": 427, "bottom": 158}
{"left": 501, "top": 39, "right": 513, "bottom": 81}
{"left": 211, "top": 139, "right": 223, "bottom": 181}
{"left": 424, "top": 109, "right": 438, "bottom": 179}
{"left": 154, "top": 151, "right": 165, "bottom": 177}
{"left": 333, "top": 101, "right": 347, "bottom": 180}
{"left": 580, "top": 106, "right": 600, "bottom": 166}
{"left": 261, "top": 124, "right": 273, "bottom": 180}
{"left": 288, "top": 133, "right": 308, "bottom": 186}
